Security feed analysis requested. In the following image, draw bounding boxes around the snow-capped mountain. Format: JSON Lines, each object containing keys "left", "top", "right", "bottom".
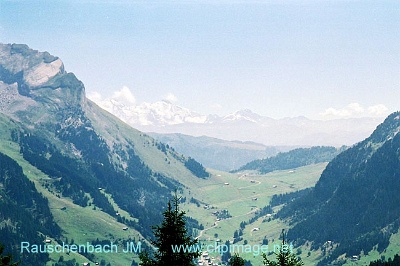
{"left": 95, "top": 99, "right": 208, "bottom": 126}
{"left": 90, "top": 96, "right": 384, "bottom": 146}
{"left": 222, "top": 109, "right": 268, "bottom": 123}
{"left": 95, "top": 98, "right": 272, "bottom": 126}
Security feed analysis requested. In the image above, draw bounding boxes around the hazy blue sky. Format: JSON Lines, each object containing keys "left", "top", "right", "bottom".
{"left": 0, "top": 0, "right": 399, "bottom": 119}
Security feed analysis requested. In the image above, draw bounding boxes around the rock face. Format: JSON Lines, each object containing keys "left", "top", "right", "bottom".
{"left": 0, "top": 43, "right": 64, "bottom": 85}
{"left": 0, "top": 43, "right": 85, "bottom": 122}
{"left": 24, "top": 58, "right": 63, "bottom": 87}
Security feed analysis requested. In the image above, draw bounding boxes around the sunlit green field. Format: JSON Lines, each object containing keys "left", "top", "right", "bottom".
{"left": 179, "top": 163, "right": 327, "bottom": 265}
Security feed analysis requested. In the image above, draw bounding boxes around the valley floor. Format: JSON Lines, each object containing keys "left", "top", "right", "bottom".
{"left": 180, "top": 163, "right": 327, "bottom": 265}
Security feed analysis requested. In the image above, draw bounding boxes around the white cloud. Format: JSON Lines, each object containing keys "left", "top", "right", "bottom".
{"left": 347, "top": 103, "right": 365, "bottom": 114}
{"left": 86, "top": 91, "right": 114, "bottom": 112}
{"left": 163, "top": 93, "right": 178, "bottom": 103}
{"left": 89, "top": 88, "right": 182, "bottom": 109}
{"left": 86, "top": 87, "right": 137, "bottom": 112}
{"left": 368, "top": 104, "right": 389, "bottom": 116}
{"left": 86, "top": 91, "right": 103, "bottom": 102}
{"left": 319, "top": 103, "right": 389, "bottom": 119}
{"left": 111, "top": 86, "right": 136, "bottom": 106}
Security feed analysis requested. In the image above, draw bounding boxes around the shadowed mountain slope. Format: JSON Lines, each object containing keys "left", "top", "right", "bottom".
{"left": 278, "top": 112, "right": 400, "bottom": 265}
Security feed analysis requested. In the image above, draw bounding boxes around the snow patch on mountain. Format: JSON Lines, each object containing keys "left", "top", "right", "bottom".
{"left": 91, "top": 95, "right": 208, "bottom": 126}
{"left": 222, "top": 109, "right": 263, "bottom": 123}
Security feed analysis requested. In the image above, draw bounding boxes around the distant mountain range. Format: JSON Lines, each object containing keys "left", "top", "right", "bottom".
{"left": 91, "top": 97, "right": 383, "bottom": 146}
{"left": 149, "top": 133, "right": 300, "bottom": 171}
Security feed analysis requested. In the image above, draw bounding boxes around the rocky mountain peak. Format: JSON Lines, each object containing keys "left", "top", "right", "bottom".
{"left": 0, "top": 43, "right": 64, "bottom": 86}
{"left": 368, "top": 111, "right": 400, "bottom": 143}
{"left": 223, "top": 108, "right": 264, "bottom": 123}
{"left": 0, "top": 43, "right": 86, "bottom": 123}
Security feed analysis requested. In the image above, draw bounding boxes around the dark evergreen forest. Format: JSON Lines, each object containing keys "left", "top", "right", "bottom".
{"left": 277, "top": 112, "right": 400, "bottom": 265}
{"left": 0, "top": 152, "right": 61, "bottom": 266}
{"left": 234, "top": 146, "right": 342, "bottom": 173}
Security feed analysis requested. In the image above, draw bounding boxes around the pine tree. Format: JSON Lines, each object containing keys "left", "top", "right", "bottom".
{"left": 263, "top": 230, "right": 303, "bottom": 266}
{"left": 229, "top": 253, "right": 245, "bottom": 266}
{"left": 140, "top": 193, "right": 200, "bottom": 266}
{"left": 139, "top": 251, "right": 155, "bottom": 266}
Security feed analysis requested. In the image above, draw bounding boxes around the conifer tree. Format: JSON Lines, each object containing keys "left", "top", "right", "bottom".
{"left": 140, "top": 193, "right": 200, "bottom": 266}
{"left": 229, "top": 253, "right": 245, "bottom": 266}
{"left": 263, "top": 230, "right": 303, "bottom": 266}
{"left": 139, "top": 250, "right": 155, "bottom": 266}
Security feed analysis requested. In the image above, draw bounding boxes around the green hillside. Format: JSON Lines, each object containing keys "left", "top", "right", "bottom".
{"left": 278, "top": 112, "right": 400, "bottom": 265}
{"left": 234, "top": 146, "right": 343, "bottom": 174}
{"left": 149, "top": 133, "right": 288, "bottom": 171}
{"left": 179, "top": 163, "right": 328, "bottom": 265}
{"left": 0, "top": 43, "right": 208, "bottom": 265}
